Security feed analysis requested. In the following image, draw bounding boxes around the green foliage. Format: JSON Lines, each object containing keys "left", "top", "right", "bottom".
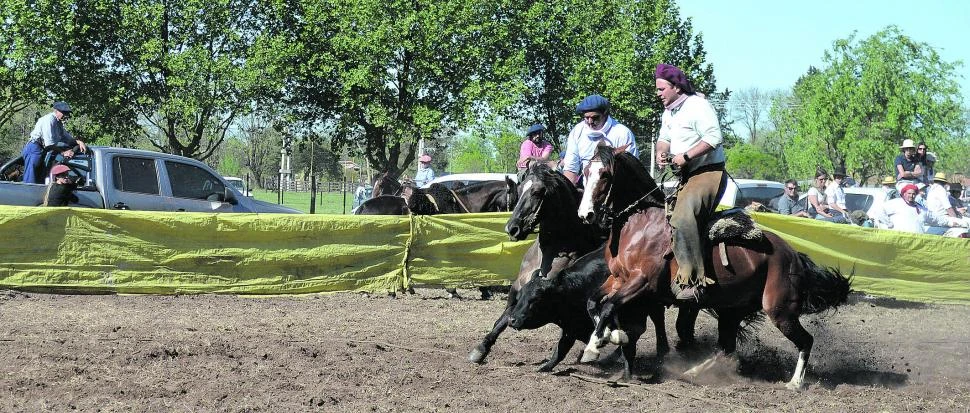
{"left": 725, "top": 143, "right": 786, "bottom": 181}
{"left": 779, "top": 26, "right": 965, "bottom": 184}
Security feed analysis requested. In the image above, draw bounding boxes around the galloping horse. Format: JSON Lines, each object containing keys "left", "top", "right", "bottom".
{"left": 578, "top": 146, "right": 850, "bottom": 389}
{"left": 469, "top": 161, "right": 673, "bottom": 374}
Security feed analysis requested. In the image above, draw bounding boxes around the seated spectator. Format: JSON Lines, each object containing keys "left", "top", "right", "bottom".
{"left": 881, "top": 176, "right": 898, "bottom": 200}
{"left": 43, "top": 164, "right": 79, "bottom": 207}
{"left": 925, "top": 172, "right": 957, "bottom": 218}
{"left": 948, "top": 182, "right": 967, "bottom": 217}
{"left": 895, "top": 139, "right": 923, "bottom": 191}
{"left": 807, "top": 171, "right": 847, "bottom": 223}
{"left": 517, "top": 123, "right": 553, "bottom": 170}
{"left": 777, "top": 179, "right": 810, "bottom": 218}
{"left": 876, "top": 184, "right": 962, "bottom": 233}
{"left": 825, "top": 167, "right": 850, "bottom": 218}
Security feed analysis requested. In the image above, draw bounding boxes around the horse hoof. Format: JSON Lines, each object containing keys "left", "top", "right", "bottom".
{"left": 468, "top": 348, "right": 486, "bottom": 364}
{"left": 608, "top": 330, "right": 629, "bottom": 345}
{"left": 580, "top": 348, "right": 600, "bottom": 363}
{"left": 785, "top": 381, "right": 804, "bottom": 391}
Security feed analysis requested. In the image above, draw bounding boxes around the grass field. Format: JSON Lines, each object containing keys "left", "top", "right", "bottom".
{"left": 251, "top": 189, "right": 357, "bottom": 214}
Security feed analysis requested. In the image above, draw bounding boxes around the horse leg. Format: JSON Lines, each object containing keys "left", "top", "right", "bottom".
{"left": 478, "top": 286, "right": 492, "bottom": 300}
{"left": 537, "top": 331, "right": 577, "bottom": 372}
{"left": 468, "top": 293, "right": 518, "bottom": 363}
{"left": 581, "top": 299, "right": 616, "bottom": 362}
{"left": 675, "top": 306, "right": 700, "bottom": 350}
{"left": 684, "top": 311, "right": 742, "bottom": 378}
{"left": 648, "top": 303, "right": 670, "bottom": 358}
{"left": 768, "top": 308, "right": 814, "bottom": 390}
{"left": 445, "top": 287, "right": 461, "bottom": 299}
{"left": 617, "top": 312, "right": 648, "bottom": 381}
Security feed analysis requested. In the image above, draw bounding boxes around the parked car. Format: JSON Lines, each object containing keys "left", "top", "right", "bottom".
{"left": 0, "top": 146, "right": 301, "bottom": 213}
{"left": 224, "top": 176, "right": 252, "bottom": 197}
{"left": 660, "top": 178, "right": 785, "bottom": 210}
{"left": 421, "top": 173, "right": 518, "bottom": 190}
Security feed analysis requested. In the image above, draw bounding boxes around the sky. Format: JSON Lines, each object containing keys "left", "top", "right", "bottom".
{"left": 677, "top": 0, "right": 970, "bottom": 98}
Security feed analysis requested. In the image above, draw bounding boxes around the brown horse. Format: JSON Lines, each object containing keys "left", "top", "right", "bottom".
{"left": 579, "top": 146, "right": 851, "bottom": 389}
{"left": 371, "top": 172, "right": 404, "bottom": 197}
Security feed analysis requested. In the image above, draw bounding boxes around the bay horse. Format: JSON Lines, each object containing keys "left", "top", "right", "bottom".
{"left": 579, "top": 145, "right": 851, "bottom": 389}
{"left": 371, "top": 172, "right": 404, "bottom": 197}
{"left": 468, "top": 160, "right": 676, "bottom": 375}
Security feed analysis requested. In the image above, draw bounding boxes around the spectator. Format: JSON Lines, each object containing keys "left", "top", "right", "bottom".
{"left": 925, "top": 172, "right": 960, "bottom": 219}
{"left": 42, "top": 164, "right": 79, "bottom": 207}
{"left": 653, "top": 63, "right": 727, "bottom": 302}
{"left": 916, "top": 183, "right": 928, "bottom": 207}
{"left": 916, "top": 142, "right": 936, "bottom": 184}
{"left": 517, "top": 123, "right": 554, "bottom": 170}
{"left": 414, "top": 154, "right": 435, "bottom": 187}
{"left": 894, "top": 139, "right": 922, "bottom": 192}
{"left": 22, "top": 101, "right": 87, "bottom": 184}
{"left": 807, "top": 171, "right": 846, "bottom": 223}
{"left": 825, "top": 167, "right": 850, "bottom": 219}
{"left": 562, "top": 94, "right": 638, "bottom": 186}
{"left": 777, "top": 179, "right": 810, "bottom": 218}
{"left": 881, "top": 176, "right": 899, "bottom": 200}
{"left": 948, "top": 182, "right": 967, "bottom": 217}
{"left": 875, "top": 183, "right": 960, "bottom": 234}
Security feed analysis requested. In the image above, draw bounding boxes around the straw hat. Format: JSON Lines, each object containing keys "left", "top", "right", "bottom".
{"left": 933, "top": 172, "right": 947, "bottom": 183}
{"left": 880, "top": 176, "right": 896, "bottom": 185}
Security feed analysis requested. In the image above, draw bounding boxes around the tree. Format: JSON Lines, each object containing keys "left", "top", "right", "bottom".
{"left": 0, "top": 0, "right": 59, "bottom": 135}
{"left": 725, "top": 143, "right": 785, "bottom": 181}
{"left": 781, "top": 26, "right": 965, "bottom": 184}
{"left": 729, "top": 87, "right": 771, "bottom": 144}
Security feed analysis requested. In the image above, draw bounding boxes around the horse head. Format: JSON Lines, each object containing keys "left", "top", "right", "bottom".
{"left": 372, "top": 172, "right": 403, "bottom": 197}
{"left": 505, "top": 162, "right": 580, "bottom": 241}
{"left": 581, "top": 145, "right": 663, "bottom": 227}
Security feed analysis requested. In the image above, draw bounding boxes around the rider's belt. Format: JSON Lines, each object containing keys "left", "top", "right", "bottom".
{"left": 684, "top": 162, "right": 725, "bottom": 179}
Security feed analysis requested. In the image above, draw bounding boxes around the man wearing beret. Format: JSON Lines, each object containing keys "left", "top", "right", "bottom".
{"left": 875, "top": 183, "right": 961, "bottom": 233}
{"left": 561, "top": 94, "right": 638, "bottom": 185}
{"left": 517, "top": 123, "right": 553, "bottom": 170}
{"left": 21, "top": 101, "right": 87, "bottom": 184}
{"left": 654, "top": 63, "right": 726, "bottom": 302}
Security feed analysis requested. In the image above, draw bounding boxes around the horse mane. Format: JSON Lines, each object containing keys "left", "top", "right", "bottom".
{"left": 596, "top": 145, "right": 664, "bottom": 207}
{"left": 529, "top": 162, "right": 581, "bottom": 207}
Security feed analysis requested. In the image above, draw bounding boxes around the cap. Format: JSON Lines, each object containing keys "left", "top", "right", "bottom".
{"left": 53, "top": 101, "right": 72, "bottom": 114}
{"left": 50, "top": 164, "right": 71, "bottom": 176}
{"left": 526, "top": 123, "right": 546, "bottom": 136}
{"left": 900, "top": 139, "right": 915, "bottom": 149}
{"left": 419, "top": 154, "right": 432, "bottom": 163}
{"left": 575, "top": 95, "right": 610, "bottom": 114}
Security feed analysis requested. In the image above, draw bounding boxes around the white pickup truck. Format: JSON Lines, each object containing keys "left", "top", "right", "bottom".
{"left": 0, "top": 146, "right": 300, "bottom": 213}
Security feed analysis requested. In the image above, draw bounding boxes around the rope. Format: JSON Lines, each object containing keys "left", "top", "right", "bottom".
{"left": 449, "top": 188, "right": 471, "bottom": 213}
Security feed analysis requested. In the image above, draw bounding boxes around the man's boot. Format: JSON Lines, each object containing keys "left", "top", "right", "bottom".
{"left": 671, "top": 228, "right": 710, "bottom": 303}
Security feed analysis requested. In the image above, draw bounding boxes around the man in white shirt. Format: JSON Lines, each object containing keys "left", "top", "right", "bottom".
{"left": 876, "top": 184, "right": 959, "bottom": 233}
{"left": 561, "top": 94, "right": 638, "bottom": 186}
{"left": 21, "top": 102, "right": 87, "bottom": 184}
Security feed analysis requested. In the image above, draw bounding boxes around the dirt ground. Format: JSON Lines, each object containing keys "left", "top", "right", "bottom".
{"left": 1, "top": 288, "right": 969, "bottom": 412}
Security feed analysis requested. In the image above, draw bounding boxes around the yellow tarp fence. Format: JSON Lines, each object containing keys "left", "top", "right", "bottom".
{"left": 0, "top": 205, "right": 968, "bottom": 303}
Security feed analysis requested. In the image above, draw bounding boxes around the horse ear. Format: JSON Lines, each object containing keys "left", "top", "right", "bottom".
{"left": 614, "top": 144, "right": 629, "bottom": 154}
{"left": 505, "top": 176, "right": 516, "bottom": 190}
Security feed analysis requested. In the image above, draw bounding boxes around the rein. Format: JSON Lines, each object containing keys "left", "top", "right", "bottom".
{"left": 423, "top": 193, "right": 440, "bottom": 213}
{"left": 448, "top": 188, "right": 471, "bottom": 213}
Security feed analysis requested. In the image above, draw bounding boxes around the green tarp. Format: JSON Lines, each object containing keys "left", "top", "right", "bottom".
{"left": 1, "top": 205, "right": 967, "bottom": 303}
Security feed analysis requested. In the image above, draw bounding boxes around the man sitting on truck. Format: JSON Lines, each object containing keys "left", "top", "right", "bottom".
{"left": 43, "top": 164, "right": 79, "bottom": 207}
{"left": 21, "top": 102, "right": 87, "bottom": 184}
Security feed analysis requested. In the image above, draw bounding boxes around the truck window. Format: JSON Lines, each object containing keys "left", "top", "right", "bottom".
{"left": 737, "top": 186, "right": 785, "bottom": 207}
{"left": 113, "top": 157, "right": 159, "bottom": 195}
{"left": 165, "top": 161, "right": 226, "bottom": 201}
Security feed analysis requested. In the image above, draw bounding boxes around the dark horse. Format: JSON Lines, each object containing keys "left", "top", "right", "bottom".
{"left": 579, "top": 146, "right": 851, "bottom": 389}
{"left": 371, "top": 172, "right": 404, "bottom": 197}
{"left": 468, "top": 160, "right": 673, "bottom": 375}
{"left": 355, "top": 195, "right": 409, "bottom": 215}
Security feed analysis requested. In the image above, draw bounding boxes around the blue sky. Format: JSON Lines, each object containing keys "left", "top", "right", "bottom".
{"left": 677, "top": 1, "right": 970, "bottom": 98}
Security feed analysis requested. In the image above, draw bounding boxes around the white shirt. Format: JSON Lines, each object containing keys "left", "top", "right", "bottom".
{"left": 807, "top": 187, "right": 827, "bottom": 213}
{"left": 562, "top": 116, "right": 638, "bottom": 175}
{"left": 925, "top": 183, "right": 952, "bottom": 215}
{"left": 876, "top": 198, "right": 950, "bottom": 233}
{"left": 824, "top": 184, "right": 846, "bottom": 210}
{"left": 658, "top": 95, "right": 725, "bottom": 169}
{"left": 29, "top": 112, "right": 74, "bottom": 148}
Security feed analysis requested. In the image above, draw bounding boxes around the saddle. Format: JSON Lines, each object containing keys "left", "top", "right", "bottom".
{"left": 705, "top": 208, "right": 768, "bottom": 267}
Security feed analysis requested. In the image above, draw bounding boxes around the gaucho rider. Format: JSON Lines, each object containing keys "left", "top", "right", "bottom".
{"left": 654, "top": 63, "right": 727, "bottom": 303}
{"left": 562, "top": 94, "right": 638, "bottom": 186}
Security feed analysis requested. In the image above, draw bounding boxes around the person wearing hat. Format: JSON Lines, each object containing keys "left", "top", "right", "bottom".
{"left": 925, "top": 172, "right": 961, "bottom": 220}
{"left": 517, "top": 123, "right": 553, "bottom": 170}
{"left": 824, "top": 166, "right": 850, "bottom": 220}
{"left": 22, "top": 101, "right": 87, "bottom": 184}
{"left": 881, "top": 176, "right": 899, "bottom": 200}
{"left": 414, "top": 154, "right": 435, "bottom": 187}
{"left": 947, "top": 182, "right": 967, "bottom": 217}
{"left": 894, "top": 139, "right": 923, "bottom": 192}
{"left": 874, "top": 183, "right": 961, "bottom": 234}
{"left": 653, "top": 63, "right": 726, "bottom": 302}
{"left": 561, "top": 94, "right": 638, "bottom": 185}
{"left": 42, "top": 164, "right": 79, "bottom": 207}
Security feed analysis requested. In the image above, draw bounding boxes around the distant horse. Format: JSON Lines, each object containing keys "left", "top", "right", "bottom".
{"left": 469, "top": 160, "right": 675, "bottom": 373}
{"left": 355, "top": 195, "right": 409, "bottom": 215}
{"left": 372, "top": 172, "right": 404, "bottom": 197}
{"left": 578, "top": 146, "right": 851, "bottom": 389}
{"left": 453, "top": 180, "right": 519, "bottom": 212}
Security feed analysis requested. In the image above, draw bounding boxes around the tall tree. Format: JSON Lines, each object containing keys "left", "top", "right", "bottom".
{"left": 781, "top": 26, "right": 964, "bottom": 184}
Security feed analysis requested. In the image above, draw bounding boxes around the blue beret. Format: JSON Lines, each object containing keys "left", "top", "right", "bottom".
{"left": 526, "top": 123, "right": 545, "bottom": 136}
{"left": 53, "top": 101, "right": 72, "bottom": 113}
{"left": 575, "top": 95, "right": 610, "bottom": 114}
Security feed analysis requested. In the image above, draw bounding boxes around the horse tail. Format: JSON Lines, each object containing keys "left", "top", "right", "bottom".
{"left": 796, "top": 252, "right": 853, "bottom": 314}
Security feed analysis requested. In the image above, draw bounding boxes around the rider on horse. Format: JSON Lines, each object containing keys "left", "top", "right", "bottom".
{"left": 562, "top": 94, "right": 638, "bottom": 186}
{"left": 654, "top": 63, "right": 727, "bottom": 303}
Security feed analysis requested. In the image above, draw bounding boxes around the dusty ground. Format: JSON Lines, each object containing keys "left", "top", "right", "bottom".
{"left": 1, "top": 288, "right": 968, "bottom": 412}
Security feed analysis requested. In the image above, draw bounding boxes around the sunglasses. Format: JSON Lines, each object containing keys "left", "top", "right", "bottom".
{"left": 786, "top": 186, "right": 797, "bottom": 190}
